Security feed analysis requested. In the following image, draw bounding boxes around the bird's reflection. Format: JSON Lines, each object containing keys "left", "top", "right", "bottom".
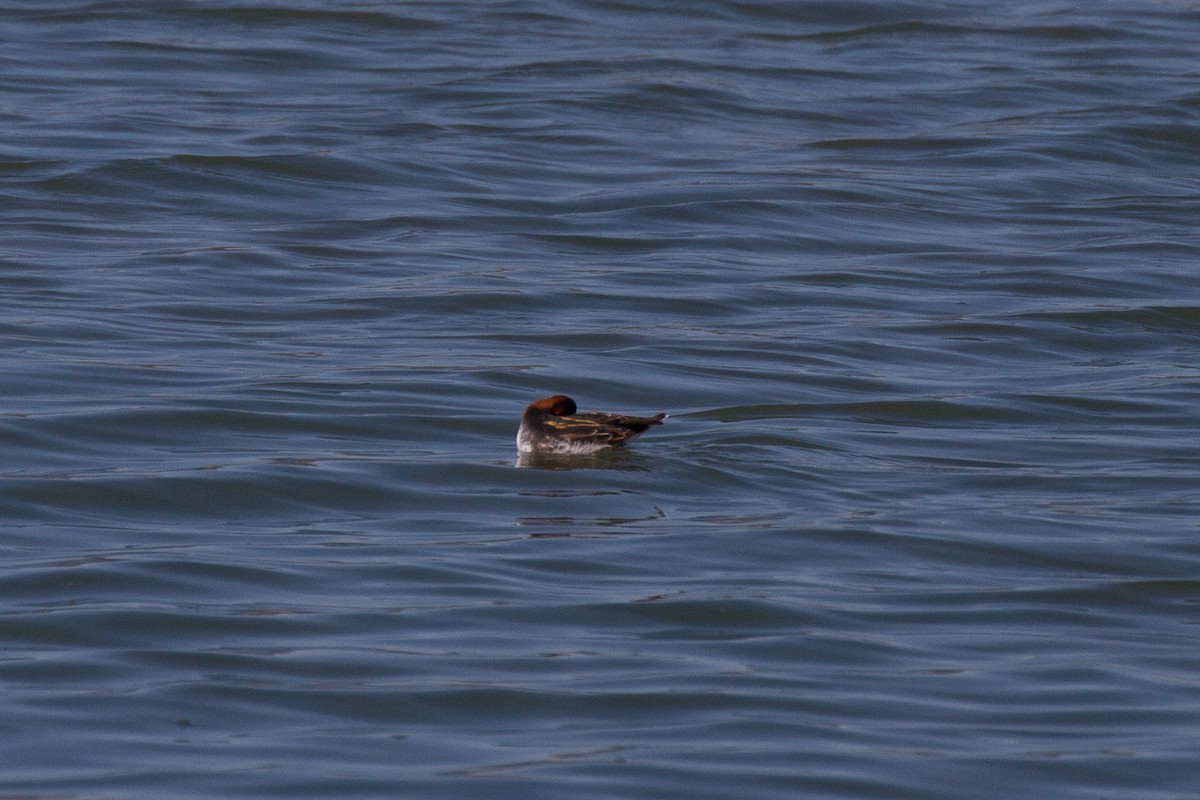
{"left": 515, "top": 450, "right": 652, "bottom": 471}
{"left": 518, "top": 506, "right": 667, "bottom": 530}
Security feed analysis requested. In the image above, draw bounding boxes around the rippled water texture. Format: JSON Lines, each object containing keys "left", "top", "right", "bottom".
{"left": 3, "top": 1, "right": 1199, "bottom": 798}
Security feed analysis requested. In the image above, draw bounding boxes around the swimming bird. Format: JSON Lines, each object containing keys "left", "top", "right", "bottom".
{"left": 517, "top": 394, "right": 666, "bottom": 455}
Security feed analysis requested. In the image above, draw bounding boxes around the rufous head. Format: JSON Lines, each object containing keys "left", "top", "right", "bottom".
{"left": 528, "top": 394, "right": 577, "bottom": 416}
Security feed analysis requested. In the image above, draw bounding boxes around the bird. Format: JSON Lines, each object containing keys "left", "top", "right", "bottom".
{"left": 517, "top": 394, "right": 666, "bottom": 455}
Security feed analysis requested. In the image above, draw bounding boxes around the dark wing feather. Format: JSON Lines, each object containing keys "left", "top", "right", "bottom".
{"left": 534, "top": 409, "right": 665, "bottom": 449}
{"left": 573, "top": 412, "right": 666, "bottom": 445}
{"left": 541, "top": 414, "right": 625, "bottom": 446}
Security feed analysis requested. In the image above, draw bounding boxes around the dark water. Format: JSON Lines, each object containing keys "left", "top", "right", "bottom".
{"left": 3, "top": 1, "right": 1199, "bottom": 797}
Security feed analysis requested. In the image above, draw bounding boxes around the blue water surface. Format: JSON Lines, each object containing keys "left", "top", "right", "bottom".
{"left": 2, "top": 1, "right": 1199, "bottom": 798}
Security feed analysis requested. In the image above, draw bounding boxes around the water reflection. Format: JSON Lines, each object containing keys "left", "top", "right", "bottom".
{"left": 514, "top": 450, "right": 652, "bottom": 471}
{"left": 517, "top": 505, "right": 667, "bottom": 530}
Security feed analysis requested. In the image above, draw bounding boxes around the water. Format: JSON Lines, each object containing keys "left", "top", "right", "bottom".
{"left": 3, "top": 1, "right": 1199, "bottom": 797}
